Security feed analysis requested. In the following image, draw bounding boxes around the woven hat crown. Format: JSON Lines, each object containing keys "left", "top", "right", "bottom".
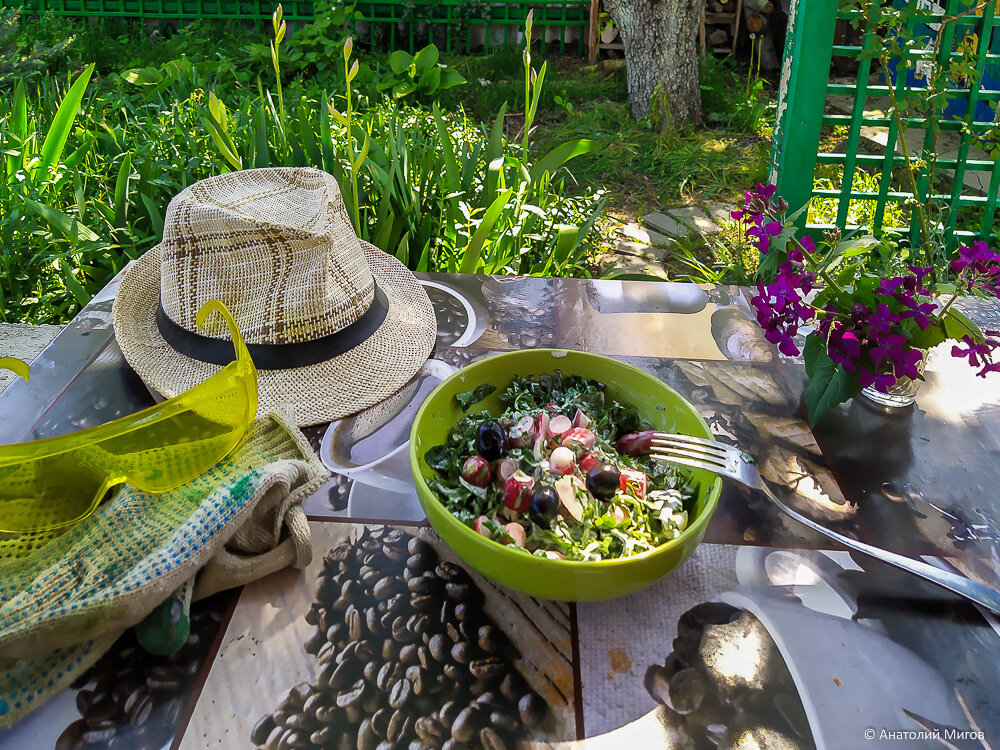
{"left": 158, "top": 167, "right": 374, "bottom": 345}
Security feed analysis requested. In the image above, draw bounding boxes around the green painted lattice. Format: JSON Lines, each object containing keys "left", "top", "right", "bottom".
{"left": 771, "top": 0, "right": 1000, "bottom": 247}
{"left": 354, "top": 0, "right": 588, "bottom": 55}
{"left": 3, "top": 0, "right": 589, "bottom": 55}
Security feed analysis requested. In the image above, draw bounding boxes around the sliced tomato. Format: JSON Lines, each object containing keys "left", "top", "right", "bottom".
{"left": 619, "top": 467, "right": 646, "bottom": 500}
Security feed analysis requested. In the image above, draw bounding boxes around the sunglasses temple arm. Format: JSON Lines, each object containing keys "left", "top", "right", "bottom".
{"left": 195, "top": 301, "right": 253, "bottom": 367}
{"left": 0, "top": 357, "right": 30, "bottom": 382}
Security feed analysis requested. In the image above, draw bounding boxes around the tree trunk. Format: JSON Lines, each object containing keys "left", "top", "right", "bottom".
{"left": 604, "top": 0, "right": 705, "bottom": 126}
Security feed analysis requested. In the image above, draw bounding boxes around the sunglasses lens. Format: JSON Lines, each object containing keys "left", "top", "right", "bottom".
{"left": 96, "top": 366, "right": 253, "bottom": 492}
{"left": 0, "top": 455, "right": 109, "bottom": 534}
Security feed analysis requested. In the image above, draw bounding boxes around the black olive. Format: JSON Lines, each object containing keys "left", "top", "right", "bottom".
{"left": 528, "top": 486, "right": 559, "bottom": 528}
{"left": 475, "top": 421, "right": 507, "bottom": 461}
{"left": 586, "top": 463, "right": 621, "bottom": 501}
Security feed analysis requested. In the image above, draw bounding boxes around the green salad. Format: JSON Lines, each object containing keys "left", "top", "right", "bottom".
{"left": 424, "top": 372, "right": 696, "bottom": 561}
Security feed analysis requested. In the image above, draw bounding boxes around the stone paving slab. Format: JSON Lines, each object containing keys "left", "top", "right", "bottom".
{"left": 613, "top": 237, "right": 671, "bottom": 261}
{"left": 706, "top": 204, "right": 735, "bottom": 226}
{"left": 643, "top": 207, "right": 722, "bottom": 238}
{"left": 618, "top": 223, "right": 671, "bottom": 247}
{"left": 0, "top": 323, "right": 62, "bottom": 393}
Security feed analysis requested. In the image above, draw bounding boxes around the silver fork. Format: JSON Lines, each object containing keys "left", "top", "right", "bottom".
{"left": 651, "top": 432, "right": 1000, "bottom": 616}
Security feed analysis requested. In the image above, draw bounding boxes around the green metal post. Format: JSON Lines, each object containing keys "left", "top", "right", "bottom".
{"left": 769, "top": 0, "right": 840, "bottom": 227}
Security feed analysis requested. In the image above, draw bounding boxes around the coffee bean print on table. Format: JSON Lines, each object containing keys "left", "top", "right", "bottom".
{"left": 178, "top": 522, "right": 576, "bottom": 749}
{"left": 476, "top": 278, "right": 556, "bottom": 351}
{"left": 426, "top": 285, "right": 471, "bottom": 347}
{"left": 55, "top": 592, "right": 231, "bottom": 750}
{"left": 644, "top": 602, "right": 815, "bottom": 750}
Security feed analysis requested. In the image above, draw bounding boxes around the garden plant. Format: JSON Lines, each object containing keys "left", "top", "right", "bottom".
{"left": 0, "top": 4, "right": 772, "bottom": 325}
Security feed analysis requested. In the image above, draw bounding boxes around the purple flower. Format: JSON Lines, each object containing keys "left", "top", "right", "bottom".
{"left": 951, "top": 241, "right": 1000, "bottom": 298}
{"left": 952, "top": 331, "right": 1000, "bottom": 377}
{"left": 750, "top": 261, "right": 816, "bottom": 357}
{"left": 867, "top": 303, "right": 896, "bottom": 339}
{"left": 787, "top": 235, "right": 815, "bottom": 264}
{"left": 747, "top": 220, "right": 784, "bottom": 253}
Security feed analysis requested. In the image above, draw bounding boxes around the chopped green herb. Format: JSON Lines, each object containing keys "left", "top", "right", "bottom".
{"left": 455, "top": 384, "right": 497, "bottom": 411}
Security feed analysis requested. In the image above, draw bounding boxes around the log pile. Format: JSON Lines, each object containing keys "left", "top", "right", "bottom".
{"left": 701, "top": 0, "right": 741, "bottom": 55}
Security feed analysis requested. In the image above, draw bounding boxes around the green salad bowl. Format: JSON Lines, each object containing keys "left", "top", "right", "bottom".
{"left": 409, "top": 349, "right": 722, "bottom": 602}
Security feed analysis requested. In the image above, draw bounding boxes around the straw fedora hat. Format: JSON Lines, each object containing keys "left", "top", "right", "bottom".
{"left": 112, "top": 167, "right": 437, "bottom": 427}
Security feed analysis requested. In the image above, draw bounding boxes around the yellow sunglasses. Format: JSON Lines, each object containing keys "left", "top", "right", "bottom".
{"left": 0, "top": 300, "right": 258, "bottom": 535}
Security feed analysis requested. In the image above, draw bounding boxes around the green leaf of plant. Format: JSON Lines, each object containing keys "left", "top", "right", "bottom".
{"left": 784, "top": 201, "right": 810, "bottom": 226}
{"left": 393, "top": 80, "right": 418, "bottom": 98}
{"left": 37, "top": 62, "right": 95, "bottom": 178}
{"left": 254, "top": 105, "right": 270, "bottom": 168}
{"left": 801, "top": 335, "right": 853, "bottom": 427}
{"left": 113, "top": 152, "right": 132, "bottom": 229}
{"left": 485, "top": 101, "right": 508, "bottom": 173}
{"left": 412, "top": 45, "right": 439, "bottom": 75}
{"left": 529, "top": 139, "right": 598, "bottom": 185}
{"left": 942, "top": 307, "right": 979, "bottom": 340}
{"left": 415, "top": 239, "right": 432, "bottom": 273}
{"left": 389, "top": 50, "right": 413, "bottom": 75}
{"left": 123, "top": 67, "right": 164, "bottom": 86}
{"left": 202, "top": 108, "right": 243, "bottom": 171}
{"left": 432, "top": 105, "right": 459, "bottom": 194}
{"left": 836, "top": 234, "right": 881, "bottom": 257}
{"left": 768, "top": 225, "right": 798, "bottom": 255}
{"left": 140, "top": 193, "right": 164, "bottom": 239}
{"left": 418, "top": 65, "right": 441, "bottom": 94}
{"left": 57, "top": 258, "right": 90, "bottom": 306}
{"left": 12, "top": 80, "right": 27, "bottom": 143}
{"left": 23, "top": 197, "right": 101, "bottom": 242}
{"left": 8, "top": 81, "right": 28, "bottom": 176}
{"left": 353, "top": 131, "right": 370, "bottom": 171}
{"left": 62, "top": 135, "right": 95, "bottom": 169}
{"left": 438, "top": 69, "right": 467, "bottom": 90}
{"left": 460, "top": 189, "right": 514, "bottom": 274}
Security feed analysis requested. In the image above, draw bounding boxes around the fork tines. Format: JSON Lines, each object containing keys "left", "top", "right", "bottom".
{"left": 649, "top": 433, "right": 731, "bottom": 474}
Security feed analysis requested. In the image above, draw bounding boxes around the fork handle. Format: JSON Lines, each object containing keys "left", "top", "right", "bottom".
{"left": 757, "top": 482, "right": 1000, "bottom": 617}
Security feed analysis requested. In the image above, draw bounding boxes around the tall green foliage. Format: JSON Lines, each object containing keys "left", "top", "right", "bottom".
{"left": 202, "top": 12, "right": 605, "bottom": 277}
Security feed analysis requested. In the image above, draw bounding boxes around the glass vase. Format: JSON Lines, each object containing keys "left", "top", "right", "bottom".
{"left": 859, "top": 351, "right": 928, "bottom": 409}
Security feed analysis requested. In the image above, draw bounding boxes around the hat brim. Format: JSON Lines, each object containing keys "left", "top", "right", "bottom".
{"left": 112, "top": 241, "right": 437, "bottom": 427}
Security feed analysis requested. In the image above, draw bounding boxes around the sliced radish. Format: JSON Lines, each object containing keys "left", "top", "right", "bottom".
{"left": 579, "top": 453, "right": 601, "bottom": 474}
{"left": 555, "top": 476, "right": 584, "bottom": 521}
{"left": 572, "top": 409, "right": 591, "bottom": 429}
{"left": 548, "top": 414, "right": 572, "bottom": 436}
{"left": 549, "top": 446, "right": 576, "bottom": 475}
{"left": 508, "top": 414, "right": 536, "bottom": 448}
{"left": 461, "top": 455, "right": 492, "bottom": 487}
{"left": 609, "top": 505, "right": 629, "bottom": 525}
{"left": 534, "top": 410, "right": 550, "bottom": 441}
{"left": 473, "top": 516, "right": 493, "bottom": 539}
{"left": 505, "top": 522, "right": 526, "bottom": 547}
{"left": 561, "top": 427, "right": 596, "bottom": 452}
{"left": 617, "top": 430, "right": 656, "bottom": 456}
{"left": 494, "top": 457, "right": 518, "bottom": 488}
{"left": 503, "top": 471, "right": 533, "bottom": 511}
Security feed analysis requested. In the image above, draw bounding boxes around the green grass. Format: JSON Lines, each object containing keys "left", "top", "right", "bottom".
{"left": 437, "top": 51, "right": 774, "bottom": 221}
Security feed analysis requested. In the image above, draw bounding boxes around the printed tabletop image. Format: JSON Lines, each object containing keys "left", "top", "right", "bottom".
{"left": 551, "top": 280, "right": 777, "bottom": 363}
{"left": 181, "top": 522, "right": 576, "bottom": 749}
{"left": 574, "top": 543, "right": 997, "bottom": 750}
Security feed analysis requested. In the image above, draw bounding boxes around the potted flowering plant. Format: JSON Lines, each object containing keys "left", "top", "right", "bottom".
{"left": 735, "top": 184, "right": 1000, "bottom": 426}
